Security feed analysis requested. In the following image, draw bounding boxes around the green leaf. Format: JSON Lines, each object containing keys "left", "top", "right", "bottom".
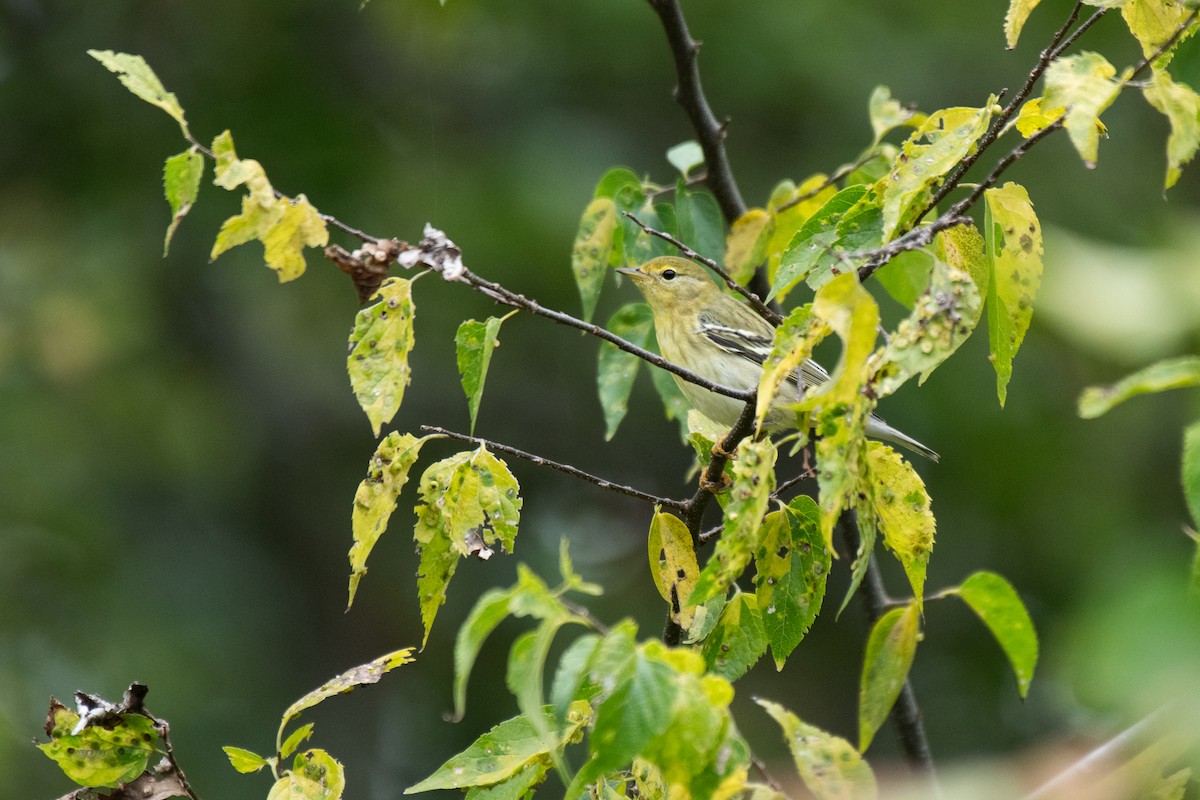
{"left": 648, "top": 510, "right": 700, "bottom": 630}
{"left": 873, "top": 248, "right": 934, "bottom": 310}
{"left": 953, "top": 571, "right": 1039, "bottom": 698}
{"left": 280, "top": 724, "right": 315, "bottom": 759}
{"left": 700, "top": 591, "right": 767, "bottom": 680}
{"left": 764, "top": 176, "right": 838, "bottom": 287}
{"left": 689, "top": 438, "right": 778, "bottom": 605}
{"left": 984, "top": 182, "right": 1043, "bottom": 406}
{"left": 1184, "top": 420, "right": 1200, "bottom": 528}
{"left": 597, "top": 303, "right": 655, "bottom": 440}
{"left": 348, "top": 431, "right": 428, "bottom": 608}
{"left": 1122, "top": 0, "right": 1197, "bottom": 59}
{"left": 1043, "top": 52, "right": 1124, "bottom": 167}
{"left": 771, "top": 185, "right": 868, "bottom": 301}
{"left": 578, "top": 651, "right": 677, "bottom": 785}
{"left": 39, "top": 712, "right": 162, "bottom": 788}
{"left": 463, "top": 761, "right": 550, "bottom": 800}
{"left": 1005, "top": 0, "right": 1044, "bottom": 48}
{"left": 649, "top": 348, "right": 691, "bottom": 440}
{"left": 805, "top": 273, "right": 880, "bottom": 550}
{"left": 456, "top": 314, "right": 513, "bottom": 435}
{"left": 223, "top": 745, "right": 271, "bottom": 774}
{"left": 407, "top": 705, "right": 588, "bottom": 793}
{"left": 1143, "top": 68, "right": 1200, "bottom": 189}
{"left": 724, "top": 208, "right": 772, "bottom": 286}
{"left": 756, "top": 698, "right": 877, "bottom": 800}
{"left": 754, "top": 496, "right": 830, "bottom": 669}
{"left": 413, "top": 446, "right": 522, "bottom": 644}
{"left": 454, "top": 588, "right": 515, "bottom": 720}
{"left": 881, "top": 102, "right": 995, "bottom": 240}
{"left": 873, "top": 245, "right": 983, "bottom": 398}
{"left": 280, "top": 649, "right": 414, "bottom": 735}
{"left": 675, "top": 185, "right": 725, "bottom": 265}
{"left": 87, "top": 50, "right": 189, "bottom": 136}
{"left": 267, "top": 750, "right": 345, "bottom": 800}
{"left": 508, "top": 618, "right": 586, "bottom": 778}
{"left": 347, "top": 277, "right": 416, "bottom": 436}
{"left": 550, "top": 633, "right": 602, "bottom": 720}
{"left": 162, "top": 148, "right": 204, "bottom": 256}
{"left": 868, "top": 86, "right": 925, "bottom": 142}
{"left": 863, "top": 443, "right": 935, "bottom": 611}
{"left": 572, "top": 197, "right": 619, "bottom": 322}
{"left": 755, "top": 304, "right": 823, "bottom": 435}
{"left": 858, "top": 602, "right": 920, "bottom": 751}
{"left": 667, "top": 140, "right": 705, "bottom": 176}
{"left": 1078, "top": 356, "right": 1200, "bottom": 418}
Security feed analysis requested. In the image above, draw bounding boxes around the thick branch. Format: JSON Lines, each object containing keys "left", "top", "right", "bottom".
{"left": 420, "top": 426, "right": 688, "bottom": 512}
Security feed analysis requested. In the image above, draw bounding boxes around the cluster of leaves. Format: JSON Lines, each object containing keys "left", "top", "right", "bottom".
{"left": 53, "top": 3, "right": 1200, "bottom": 799}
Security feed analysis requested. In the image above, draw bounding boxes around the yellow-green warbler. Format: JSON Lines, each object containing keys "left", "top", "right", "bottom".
{"left": 618, "top": 256, "right": 939, "bottom": 462}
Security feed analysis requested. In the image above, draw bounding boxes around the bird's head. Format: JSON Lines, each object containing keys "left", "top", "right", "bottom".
{"left": 617, "top": 256, "right": 718, "bottom": 313}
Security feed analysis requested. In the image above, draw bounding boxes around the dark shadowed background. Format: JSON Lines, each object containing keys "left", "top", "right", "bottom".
{"left": 4, "top": 1, "right": 1200, "bottom": 797}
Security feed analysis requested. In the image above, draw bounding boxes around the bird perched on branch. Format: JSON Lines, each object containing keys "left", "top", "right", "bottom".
{"left": 617, "top": 256, "right": 939, "bottom": 462}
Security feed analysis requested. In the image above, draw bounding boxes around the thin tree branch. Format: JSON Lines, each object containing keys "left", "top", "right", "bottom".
{"left": 682, "top": 394, "right": 759, "bottom": 541}
{"left": 420, "top": 426, "right": 689, "bottom": 512}
{"left": 623, "top": 211, "right": 782, "bottom": 325}
{"left": 1129, "top": 7, "right": 1200, "bottom": 81}
{"left": 838, "top": 512, "right": 940, "bottom": 791}
{"left": 774, "top": 151, "right": 878, "bottom": 214}
{"left": 1022, "top": 706, "right": 1173, "bottom": 800}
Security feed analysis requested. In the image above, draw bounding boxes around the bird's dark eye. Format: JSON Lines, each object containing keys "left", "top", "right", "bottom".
{"left": 661, "top": 269, "right": 677, "bottom": 281}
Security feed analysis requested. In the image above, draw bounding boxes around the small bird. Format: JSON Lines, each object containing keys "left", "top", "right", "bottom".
{"left": 617, "top": 256, "right": 939, "bottom": 462}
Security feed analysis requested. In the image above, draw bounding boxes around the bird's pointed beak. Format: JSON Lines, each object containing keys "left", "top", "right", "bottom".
{"left": 615, "top": 266, "right": 641, "bottom": 278}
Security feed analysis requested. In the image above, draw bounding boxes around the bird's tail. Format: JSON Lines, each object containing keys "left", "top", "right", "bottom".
{"left": 866, "top": 416, "right": 940, "bottom": 462}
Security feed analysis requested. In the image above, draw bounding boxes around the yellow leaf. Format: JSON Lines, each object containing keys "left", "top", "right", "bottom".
{"left": 1043, "top": 53, "right": 1124, "bottom": 167}
{"left": 1014, "top": 97, "right": 1066, "bottom": 137}
{"left": 1144, "top": 69, "right": 1200, "bottom": 189}
{"left": 647, "top": 510, "right": 700, "bottom": 630}
{"left": 864, "top": 443, "right": 935, "bottom": 611}
{"left": 261, "top": 195, "right": 329, "bottom": 282}
{"left": 347, "top": 278, "right": 416, "bottom": 436}
{"left": 984, "top": 182, "right": 1043, "bottom": 406}
{"left": 1004, "top": 0, "right": 1044, "bottom": 49}
{"left": 724, "top": 208, "right": 772, "bottom": 286}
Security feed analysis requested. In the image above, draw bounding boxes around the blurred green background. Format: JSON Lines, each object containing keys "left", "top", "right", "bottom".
{"left": 4, "top": 1, "right": 1200, "bottom": 797}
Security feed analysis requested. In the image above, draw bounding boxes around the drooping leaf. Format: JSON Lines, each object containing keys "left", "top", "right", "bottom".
{"left": 863, "top": 443, "right": 935, "bottom": 611}
{"left": 347, "top": 277, "right": 416, "bottom": 436}
{"left": 1184, "top": 420, "right": 1200, "bottom": 528}
{"left": 648, "top": 510, "right": 700, "bottom": 629}
{"left": 689, "top": 438, "right": 778, "bottom": 605}
{"left": 281, "top": 649, "right": 414, "bottom": 733}
{"left": 804, "top": 274, "right": 880, "bottom": 549}
{"left": 267, "top": 750, "right": 345, "bottom": 800}
{"left": 406, "top": 704, "right": 589, "bottom": 793}
{"left": 87, "top": 50, "right": 189, "bottom": 136}
{"left": 700, "top": 591, "right": 768, "bottom": 680}
{"left": 223, "top": 746, "right": 271, "bottom": 774}
{"left": 413, "top": 446, "right": 522, "bottom": 645}
{"left": 211, "top": 130, "right": 274, "bottom": 205}
{"left": 649, "top": 348, "right": 691, "bottom": 440}
{"left": 1005, "top": 0, "right": 1045, "bottom": 48}
{"left": 873, "top": 244, "right": 982, "bottom": 398}
{"left": 1122, "top": 0, "right": 1197, "bottom": 59}
{"left": 572, "top": 197, "right": 619, "bottom": 322}
{"left": 756, "top": 698, "right": 877, "bottom": 800}
{"left": 1144, "top": 68, "right": 1200, "bottom": 189}
{"left": 39, "top": 712, "right": 161, "bottom": 788}
{"left": 881, "top": 102, "right": 995, "bottom": 240}
{"left": 858, "top": 602, "right": 920, "bottom": 751}
{"left": 597, "top": 303, "right": 655, "bottom": 440}
{"left": 675, "top": 185, "right": 725, "bottom": 265}
{"left": 162, "top": 148, "right": 204, "bottom": 255}
{"left": 953, "top": 571, "right": 1039, "bottom": 698}
{"left": 666, "top": 140, "right": 705, "bottom": 177}
{"left": 1078, "top": 357, "right": 1200, "bottom": 418}
{"left": 463, "top": 760, "right": 550, "bottom": 800}
{"left": 453, "top": 588, "right": 515, "bottom": 720}
{"left": 725, "top": 208, "right": 772, "bottom": 286}
{"left": 1043, "top": 52, "right": 1125, "bottom": 167}
{"left": 508, "top": 617, "right": 587, "bottom": 775}
{"left": 755, "top": 495, "right": 831, "bottom": 669}
{"left": 756, "top": 304, "right": 822, "bottom": 433}
{"left": 868, "top": 86, "right": 925, "bottom": 142}
{"left": 771, "top": 185, "right": 869, "bottom": 301}
{"left": 550, "top": 633, "right": 602, "bottom": 721}
{"left": 260, "top": 195, "right": 329, "bottom": 281}
{"left": 984, "top": 182, "right": 1043, "bottom": 406}
{"left": 348, "top": 432, "right": 429, "bottom": 608}
{"left": 456, "top": 314, "right": 513, "bottom": 435}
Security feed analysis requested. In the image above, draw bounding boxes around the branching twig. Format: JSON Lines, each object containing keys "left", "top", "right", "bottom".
{"left": 420, "top": 426, "right": 688, "bottom": 512}
{"left": 623, "top": 211, "right": 782, "bottom": 325}
{"left": 775, "top": 151, "right": 878, "bottom": 214}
